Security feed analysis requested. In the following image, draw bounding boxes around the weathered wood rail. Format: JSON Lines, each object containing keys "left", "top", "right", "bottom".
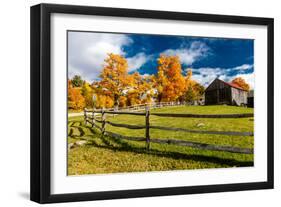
{"left": 84, "top": 104, "right": 254, "bottom": 154}
{"left": 84, "top": 101, "right": 185, "bottom": 114}
{"left": 150, "top": 113, "right": 254, "bottom": 118}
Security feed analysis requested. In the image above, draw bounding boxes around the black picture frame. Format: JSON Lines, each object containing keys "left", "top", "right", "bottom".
{"left": 30, "top": 3, "right": 274, "bottom": 204}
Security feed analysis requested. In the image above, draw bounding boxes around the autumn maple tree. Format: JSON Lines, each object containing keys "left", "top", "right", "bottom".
{"left": 155, "top": 55, "right": 186, "bottom": 102}
{"left": 99, "top": 53, "right": 131, "bottom": 108}
{"left": 231, "top": 77, "right": 250, "bottom": 91}
{"left": 126, "top": 72, "right": 154, "bottom": 105}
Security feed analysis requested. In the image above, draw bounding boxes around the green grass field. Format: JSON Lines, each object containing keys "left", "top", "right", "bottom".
{"left": 68, "top": 105, "right": 254, "bottom": 175}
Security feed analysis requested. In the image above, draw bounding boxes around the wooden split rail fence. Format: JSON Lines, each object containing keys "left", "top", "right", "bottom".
{"left": 95, "top": 101, "right": 186, "bottom": 113}
{"left": 84, "top": 105, "right": 254, "bottom": 154}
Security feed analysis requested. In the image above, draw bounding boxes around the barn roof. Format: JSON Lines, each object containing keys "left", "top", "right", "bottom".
{"left": 206, "top": 78, "right": 248, "bottom": 91}
{"left": 221, "top": 80, "right": 247, "bottom": 91}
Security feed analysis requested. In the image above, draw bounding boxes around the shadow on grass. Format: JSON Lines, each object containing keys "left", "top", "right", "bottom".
{"left": 69, "top": 122, "right": 95, "bottom": 138}
{"left": 86, "top": 134, "right": 253, "bottom": 168}
{"left": 67, "top": 122, "right": 253, "bottom": 167}
{"left": 100, "top": 134, "right": 118, "bottom": 148}
{"left": 77, "top": 126, "right": 85, "bottom": 137}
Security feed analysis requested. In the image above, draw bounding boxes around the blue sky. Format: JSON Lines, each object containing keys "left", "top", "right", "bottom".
{"left": 68, "top": 31, "right": 254, "bottom": 88}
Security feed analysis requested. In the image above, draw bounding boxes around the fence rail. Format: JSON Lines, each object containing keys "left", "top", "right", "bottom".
{"left": 149, "top": 125, "right": 254, "bottom": 136}
{"left": 84, "top": 101, "right": 185, "bottom": 113}
{"left": 106, "top": 121, "right": 146, "bottom": 129}
{"left": 84, "top": 102, "right": 254, "bottom": 154}
{"left": 150, "top": 113, "right": 254, "bottom": 118}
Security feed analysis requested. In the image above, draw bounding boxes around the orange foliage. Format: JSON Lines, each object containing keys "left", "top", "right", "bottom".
{"left": 126, "top": 72, "right": 153, "bottom": 105}
{"left": 231, "top": 77, "right": 250, "bottom": 91}
{"left": 68, "top": 79, "right": 73, "bottom": 89}
{"left": 96, "top": 94, "right": 114, "bottom": 109}
{"left": 156, "top": 55, "right": 186, "bottom": 101}
{"left": 68, "top": 53, "right": 206, "bottom": 110}
{"left": 68, "top": 87, "right": 85, "bottom": 110}
{"left": 119, "top": 96, "right": 127, "bottom": 107}
{"left": 99, "top": 53, "right": 131, "bottom": 106}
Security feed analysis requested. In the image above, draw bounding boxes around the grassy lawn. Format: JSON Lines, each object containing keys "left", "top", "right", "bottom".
{"left": 68, "top": 105, "right": 254, "bottom": 175}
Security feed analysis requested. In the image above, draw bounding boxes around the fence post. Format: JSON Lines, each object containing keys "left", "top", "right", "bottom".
{"left": 114, "top": 105, "right": 118, "bottom": 118}
{"left": 84, "top": 108, "right": 87, "bottom": 125}
{"left": 92, "top": 107, "right": 95, "bottom": 128}
{"left": 145, "top": 105, "right": 150, "bottom": 150}
{"left": 101, "top": 107, "right": 106, "bottom": 136}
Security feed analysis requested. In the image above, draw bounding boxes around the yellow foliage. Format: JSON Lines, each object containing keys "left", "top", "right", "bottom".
{"left": 81, "top": 82, "right": 94, "bottom": 108}
{"left": 156, "top": 55, "right": 186, "bottom": 102}
{"left": 68, "top": 87, "right": 85, "bottom": 110}
{"left": 99, "top": 53, "right": 131, "bottom": 106}
{"left": 95, "top": 94, "right": 114, "bottom": 109}
{"left": 68, "top": 53, "right": 207, "bottom": 111}
{"left": 119, "top": 96, "right": 127, "bottom": 108}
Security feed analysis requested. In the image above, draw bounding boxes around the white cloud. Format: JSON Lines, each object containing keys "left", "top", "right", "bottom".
{"left": 233, "top": 64, "right": 253, "bottom": 71}
{"left": 191, "top": 65, "right": 254, "bottom": 89}
{"left": 192, "top": 67, "right": 225, "bottom": 87}
{"left": 68, "top": 32, "right": 151, "bottom": 82}
{"left": 127, "top": 52, "right": 150, "bottom": 72}
{"left": 68, "top": 32, "right": 132, "bottom": 82}
{"left": 162, "top": 41, "right": 210, "bottom": 65}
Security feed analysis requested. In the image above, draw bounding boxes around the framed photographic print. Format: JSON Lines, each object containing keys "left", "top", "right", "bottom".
{"left": 30, "top": 3, "right": 274, "bottom": 203}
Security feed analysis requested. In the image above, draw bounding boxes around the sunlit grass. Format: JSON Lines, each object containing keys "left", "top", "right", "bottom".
{"left": 68, "top": 105, "right": 254, "bottom": 175}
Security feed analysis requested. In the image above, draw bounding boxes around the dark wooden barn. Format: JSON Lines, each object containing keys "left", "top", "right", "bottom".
{"left": 204, "top": 78, "right": 248, "bottom": 106}
{"left": 247, "top": 90, "right": 254, "bottom": 108}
